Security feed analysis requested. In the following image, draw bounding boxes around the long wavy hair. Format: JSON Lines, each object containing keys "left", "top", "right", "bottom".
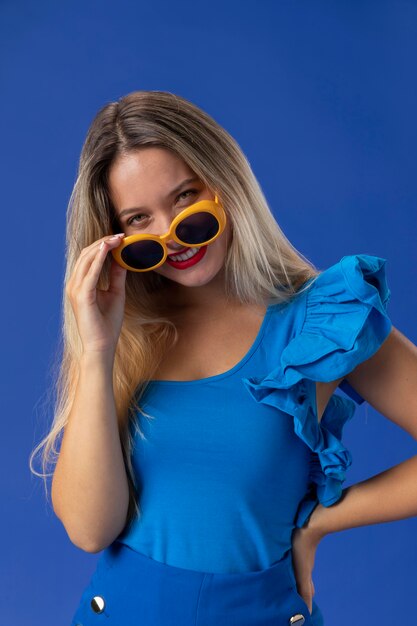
{"left": 29, "top": 90, "right": 321, "bottom": 533}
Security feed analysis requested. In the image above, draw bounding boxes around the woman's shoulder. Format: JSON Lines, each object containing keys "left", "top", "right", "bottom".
{"left": 272, "top": 252, "right": 391, "bottom": 325}
{"left": 261, "top": 252, "right": 393, "bottom": 397}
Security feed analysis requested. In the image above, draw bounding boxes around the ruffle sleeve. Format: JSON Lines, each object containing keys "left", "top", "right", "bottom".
{"left": 241, "top": 254, "right": 393, "bottom": 529}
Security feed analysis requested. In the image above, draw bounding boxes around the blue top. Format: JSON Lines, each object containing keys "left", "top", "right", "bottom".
{"left": 117, "top": 254, "right": 393, "bottom": 573}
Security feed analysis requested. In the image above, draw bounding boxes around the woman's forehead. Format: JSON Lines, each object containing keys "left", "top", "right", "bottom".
{"left": 108, "top": 150, "right": 200, "bottom": 209}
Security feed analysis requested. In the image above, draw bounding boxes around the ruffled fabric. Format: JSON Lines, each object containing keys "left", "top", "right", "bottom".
{"left": 242, "top": 254, "right": 393, "bottom": 529}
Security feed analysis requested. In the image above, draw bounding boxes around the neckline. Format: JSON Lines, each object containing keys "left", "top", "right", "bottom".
{"left": 147, "top": 302, "right": 275, "bottom": 386}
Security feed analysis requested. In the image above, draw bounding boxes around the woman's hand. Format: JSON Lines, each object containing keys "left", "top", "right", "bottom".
{"left": 66, "top": 233, "right": 127, "bottom": 357}
{"left": 290, "top": 523, "right": 323, "bottom": 615}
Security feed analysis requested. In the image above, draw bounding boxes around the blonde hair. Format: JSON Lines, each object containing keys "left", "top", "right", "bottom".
{"left": 29, "top": 90, "right": 321, "bottom": 533}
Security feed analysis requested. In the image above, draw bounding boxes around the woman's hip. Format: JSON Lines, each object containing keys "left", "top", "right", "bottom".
{"left": 70, "top": 540, "right": 324, "bottom": 626}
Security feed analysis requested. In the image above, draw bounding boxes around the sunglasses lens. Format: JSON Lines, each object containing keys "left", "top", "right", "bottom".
{"left": 121, "top": 239, "right": 164, "bottom": 270}
{"left": 175, "top": 212, "right": 220, "bottom": 245}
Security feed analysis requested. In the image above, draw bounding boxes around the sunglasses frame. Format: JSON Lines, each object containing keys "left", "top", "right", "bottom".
{"left": 111, "top": 194, "right": 227, "bottom": 272}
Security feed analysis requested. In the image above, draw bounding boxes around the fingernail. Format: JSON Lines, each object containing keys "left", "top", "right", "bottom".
{"left": 109, "top": 233, "right": 125, "bottom": 240}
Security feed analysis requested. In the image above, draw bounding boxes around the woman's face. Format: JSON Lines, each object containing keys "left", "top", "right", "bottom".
{"left": 108, "top": 147, "right": 232, "bottom": 290}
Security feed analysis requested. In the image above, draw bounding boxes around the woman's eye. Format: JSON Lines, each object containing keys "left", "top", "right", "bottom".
{"left": 177, "top": 189, "right": 198, "bottom": 202}
{"left": 127, "top": 213, "right": 146, "bottom": 226}
{"left": 126, "top": 189, "right": 198, "bottom": 226}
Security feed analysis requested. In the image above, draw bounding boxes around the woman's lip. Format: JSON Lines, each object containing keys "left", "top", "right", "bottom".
{"left": 166, "top": 245, "right": 207, "bottom": 268}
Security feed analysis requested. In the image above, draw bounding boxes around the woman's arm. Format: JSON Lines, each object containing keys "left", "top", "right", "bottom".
{"left": 310, "top": 325, "right": 417, "bottom": 539}
{"left": 52, "top": 351, "right": 130, "bottom": 552}
{"left": 308, "top": 454, "right": 417, "bottom": 540}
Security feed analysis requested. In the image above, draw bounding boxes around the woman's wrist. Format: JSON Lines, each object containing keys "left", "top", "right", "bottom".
{"left": 302, "top": 503, "right": 330, "bottom": 543}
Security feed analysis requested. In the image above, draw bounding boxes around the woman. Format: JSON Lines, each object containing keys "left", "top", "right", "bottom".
{"left": 30, "top": 90, "right": 417, "bottom": 626}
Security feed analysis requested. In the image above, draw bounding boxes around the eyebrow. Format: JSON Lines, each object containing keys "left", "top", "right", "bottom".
{"left": 117, "top": 176, "right": 201, "bottom": 221}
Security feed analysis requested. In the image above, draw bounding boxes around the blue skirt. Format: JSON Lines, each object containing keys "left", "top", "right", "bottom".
{"left": 70, "top": 541, "right": 325, "bottom": 626}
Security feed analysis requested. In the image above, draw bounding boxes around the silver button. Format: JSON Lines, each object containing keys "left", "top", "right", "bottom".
{"left": 289, "top": 615, "right": 305, "bottom": 625}
{"left": 90, "top": 595, "right": 106, "bottom": 613}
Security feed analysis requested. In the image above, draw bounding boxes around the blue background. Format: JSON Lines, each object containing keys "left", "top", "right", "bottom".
{"left": 1, "top": 1, "right": 416, "bottom": 624}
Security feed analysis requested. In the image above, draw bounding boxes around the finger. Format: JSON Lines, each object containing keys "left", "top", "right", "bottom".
{"left": 70, "top": 235, "right": 124, "bottom": 293}
{"left": 67, "top": 237, "right": 107, "bottom": 289}
{"left": 107, "top": 253, "right": 127, "bottom": 295}
{"left": 308, "top": 579, "right": 314, "bottom": 614}
{"left": 81, "top": 238, "right": 123, "bottom": 293}
{"left": 298, "top": 584, "right": 313, "bottom": 616}
{"left": 297, "top": 586, "right": 313, "bottom": 617}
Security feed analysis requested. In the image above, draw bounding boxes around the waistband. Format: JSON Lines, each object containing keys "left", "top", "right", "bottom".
{"left": 100, "top": 540, "right": 296, "bottom": 590}
{"left": 83, "top": 541, "right": 323, "bottom": 625}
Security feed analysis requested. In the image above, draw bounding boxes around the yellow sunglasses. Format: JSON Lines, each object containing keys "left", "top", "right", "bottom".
{"left": 111, "top": 194, "right": 227, "bottom": 272}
